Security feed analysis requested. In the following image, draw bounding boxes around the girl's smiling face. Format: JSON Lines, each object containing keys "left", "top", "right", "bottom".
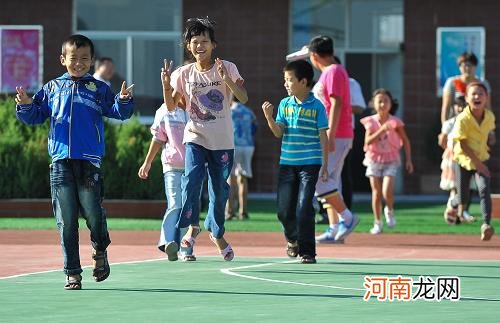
{"left": 187, "top": 31, "right": 215, "bottom": 63}
{"left": 466, "top": 84, "right": 488, "bottom": 112}
{"left": 373, "top": 93, "right": 392, "bottom": 117}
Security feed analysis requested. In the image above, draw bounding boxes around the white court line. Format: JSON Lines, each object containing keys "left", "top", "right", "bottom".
{"left": 220, "top": 260, "right": 365, "bottom": 291}
{"left": 0, "top": 250, "right": 215, "bottom": 280}
{"left": 3, "top": 256, "right": 499, "bottom": 302}
{"left": 221, "top": 259, "right": 500, "bottom": 301}
{"left": 0, "top": 257, "right": 168, "bottom": 280}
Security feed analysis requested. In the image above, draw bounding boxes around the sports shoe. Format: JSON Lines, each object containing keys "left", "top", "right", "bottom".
{"left": 165, "top": 241, "right": 179, "bottom": 261}
{"left": 462, "top": 210, "right": 476, "bottom": 223}
{"left": 481, "top": 223, "right": 495, "bottom": 241}
{"left": 370, "top": 222, "right": 383, "bottom": 235}
{"left": 335, "top": 213, "right": 360, "bottom": 241}
{"left": 443, "top": 199, "right": 458, "bottom": 225}
{"left": 180, "top": 252, "right": 197, "bottom": 261}
{"left": 315, "top": 226, "right": 337, "bottom": 244}
{"left": 300, "top": 255, "right": 317, "bottom": 264}
{"left": 384, "top": 207, "right": 396, "bottom": 228}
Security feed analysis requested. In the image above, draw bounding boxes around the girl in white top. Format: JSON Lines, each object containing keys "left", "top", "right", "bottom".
{"left": 161, "top": 18, "right": 248, "bottom": 261}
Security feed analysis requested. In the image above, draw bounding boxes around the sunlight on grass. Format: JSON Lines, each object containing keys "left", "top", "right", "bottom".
{"left": 0, "top": 200, "right": 497, "bottom": 234}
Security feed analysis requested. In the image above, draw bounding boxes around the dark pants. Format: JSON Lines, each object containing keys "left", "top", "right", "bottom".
{"left": 277, "top": 164, "right": 320, "bottom": 257}
{"left": 451, "top": 162, "right": 492, "bottom": 224}
{"left": 50, "top": 159, "right": 110, "bottom": 275}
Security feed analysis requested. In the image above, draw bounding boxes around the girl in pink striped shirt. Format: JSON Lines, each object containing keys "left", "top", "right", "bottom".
{"left": 360, "top": 89, "right": 413, "bottom": 234}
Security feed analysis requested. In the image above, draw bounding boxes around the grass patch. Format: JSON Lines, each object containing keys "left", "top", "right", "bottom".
{"left": 0, "top": 199, "right": 497, "bottom": 234}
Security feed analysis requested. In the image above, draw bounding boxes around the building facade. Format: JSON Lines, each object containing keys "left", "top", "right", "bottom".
{"left": 1, "top": 0, "right": 498, "bottom": 193}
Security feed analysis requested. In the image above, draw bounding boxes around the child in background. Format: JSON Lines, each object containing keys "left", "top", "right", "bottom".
{"left": 15, "top": 34, "right": 134, "bottom": 289}
{"left": 360, "top": 89, "right": 413, "bottom": 234}
{"left": 445, "top": 82, "right": 496, "bottom": 241}
{"left": 262, "top": 59, "right": 328, "bottom": 264}
{"left": 138, "top": 92, "right": 196, "bottom": 261}
{"left": 225, "top": 95, "right": 257, "bottom": 221}
{"left": 161, "top": 17, "right": 248, "bottom": 261}
{"left": 438, "top": 96, "right": 475, "bottom": 224}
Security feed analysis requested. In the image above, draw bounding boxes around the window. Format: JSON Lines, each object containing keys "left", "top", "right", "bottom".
{"left": 75, "top": 0, "right": 183, "bottom": 121}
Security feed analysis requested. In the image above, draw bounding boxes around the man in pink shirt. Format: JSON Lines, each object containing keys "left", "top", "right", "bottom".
{"left": 309, "top": 36, "right": 359, "bottom": 243}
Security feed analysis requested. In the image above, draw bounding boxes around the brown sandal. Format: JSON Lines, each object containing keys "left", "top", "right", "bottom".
{"left": 92, "top": 249, "right": 110, "bottom": 282}
{"left": 64, "top": 274, "right": 82, "bottom": 290}
{"left": 286, "top": 241, "right": 299, "bottom": 258}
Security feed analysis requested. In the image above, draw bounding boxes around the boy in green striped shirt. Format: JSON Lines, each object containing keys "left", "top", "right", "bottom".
{"left": 262, "top": 59, "right": 328, "bottom": 264}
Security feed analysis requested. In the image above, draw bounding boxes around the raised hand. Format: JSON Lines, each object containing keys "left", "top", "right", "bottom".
{"left": 161, "top": 59, "right": 173, "bottom": 89}
{"left": 14, "top": 86, "right": 32, "bottom": 105}
{"left": 261, "top": 101, "right": 274, "bottom": 120}
{"left": 215, "top": 57, "right": 228, "bottom": 81}
{"left": 119, "top": 81, "right": 135, "bottom": 100}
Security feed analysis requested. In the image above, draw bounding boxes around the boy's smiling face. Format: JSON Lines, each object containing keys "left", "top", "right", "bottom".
{"left": 283, "top": 70, "right": 307, "bottom": 97}
{"left": 466, "top": 84, "right": 487, "bottom": 112}
{"left": 187, "top": 32, "right": 215, "bottom": 63}
{"left": 60, "top": 44, "right": 93, "bottom": 78}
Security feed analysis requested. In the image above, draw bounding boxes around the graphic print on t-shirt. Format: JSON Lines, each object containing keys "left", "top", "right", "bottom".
{"left": 190, "top": 88, "right": 225, "bottom": 122}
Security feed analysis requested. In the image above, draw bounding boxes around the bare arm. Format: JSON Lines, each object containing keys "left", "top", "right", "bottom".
{"left": 326, "top": 95, "right": 342, "bottom": 152}
{"left": 216, "top": 58, "right": 248, "bottom": 103}
{"left": 318, "top": 129, "right": 329, "bottom": 181}
{"left": 138, "top": 139, "right": 163, "bottom": 179}
{"left": 261, "top": 101, "right": 284, "bottom": 138}
{"left": 365, "top": 122, "right": 390, "bottom": 145}
{"left": 396, "top": 125, "right": 414, "bottom": 173}
{"left": 161, "top": 59, "right": 183, "bottom": 111}
{"left": 441, "top": 89, "right": 452, "bottom": 124}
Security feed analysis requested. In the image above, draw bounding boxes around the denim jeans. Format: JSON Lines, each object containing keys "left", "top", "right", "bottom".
{"left": 178, "top": 143, "right": 233, "bottom": 239}
{"left": 50, "top": 159, "right": 110, "bottom": 275}
{"left": 159, "top": 169, "right": 193, "bottom": 255}
{"left": 277, "top": 164, "right": 320, "bottom": 257}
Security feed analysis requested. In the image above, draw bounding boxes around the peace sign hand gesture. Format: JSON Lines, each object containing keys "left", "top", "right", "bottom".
{"left": 14, "top": 86, "right": 32, "bottom": 105}
{"left": 119, "top": 81, "right": 135, "bottom": 100}
{"left": 161, "top": 59, "right": 173, "bottom": 90}
{"left": 215, "top": 58, "right": 229, "bottom": 81}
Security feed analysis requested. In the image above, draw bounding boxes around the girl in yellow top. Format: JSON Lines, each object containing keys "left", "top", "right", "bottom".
{"left": 445, "top": 82, "right": 495, "bottom": 241}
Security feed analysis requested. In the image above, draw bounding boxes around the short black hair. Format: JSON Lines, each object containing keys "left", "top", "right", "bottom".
{"left": 283, "top": 59, "right": 314, "bottom": 87}
{"left": 454, "top": 95, "right": 466, "bottom": 108}
{"left": 183, "top": 17, "right": 217, "bottom": 47}
{"left": 457, "top": 52, "right": 478, "bottom": 67}
{"left": 308, "top": 36, "right": 334, "bottom": 57}
{"left": 62, "top": 34, "right": 94, "bottom": 57}
{"left": 466, "top": 81, "right": 488, "bottom": 95}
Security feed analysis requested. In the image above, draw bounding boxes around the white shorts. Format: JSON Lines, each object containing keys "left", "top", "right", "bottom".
{"left": 232, "top": 146, "right": 254, "bottom": 178}
{"left": 365, "top": 160, "right": 400, "bottom": 178}
{"left": 315, "top": 138, "right": 353, "bottom": 197}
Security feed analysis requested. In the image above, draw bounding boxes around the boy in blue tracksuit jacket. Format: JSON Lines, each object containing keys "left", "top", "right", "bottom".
{"left": 15, "top": 34, "right": 134, "bottom": 290}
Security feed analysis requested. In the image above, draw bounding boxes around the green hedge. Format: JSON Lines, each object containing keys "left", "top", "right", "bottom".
{"left": 0, "top": 98, "right": 164, "bottom": 199}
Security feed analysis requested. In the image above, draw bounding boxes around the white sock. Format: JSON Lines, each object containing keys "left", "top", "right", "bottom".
{"left": 338, "top": 209, "right": 353, "bottom": 222}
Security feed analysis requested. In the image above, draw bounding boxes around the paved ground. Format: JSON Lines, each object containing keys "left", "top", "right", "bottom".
{"left": 1, "top": 230, "right": 498, "bottom": 277}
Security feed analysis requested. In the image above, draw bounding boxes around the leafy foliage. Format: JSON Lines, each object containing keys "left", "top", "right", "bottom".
{"left": 0, "top": 98, "right": 164, "bottom": 199}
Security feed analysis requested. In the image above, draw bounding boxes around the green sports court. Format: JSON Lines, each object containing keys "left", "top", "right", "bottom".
{"left": 1, "top": 256, "right": 499, "bottom": 322}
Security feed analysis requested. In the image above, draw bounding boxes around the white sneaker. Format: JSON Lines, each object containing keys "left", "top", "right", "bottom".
{"left": 370, "top": 222, "right": 383, "bottom": 235}
{"left": 315, "top": 225, "right": 338, "bottom": 243}
{"left": 384, "top": 207, "right": 396, "bottom": 228}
